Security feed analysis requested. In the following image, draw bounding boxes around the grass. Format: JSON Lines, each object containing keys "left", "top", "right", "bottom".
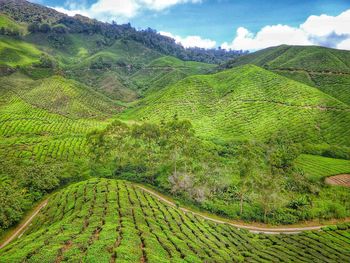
{"left": 0, "top": 72, "right": 113, "bottom": 163}
{"left": 1, "top": 178, "right": 350, "bottom": 262}
{"left": 131, "top": 56, "right": 215, "bottom": 93}
{"left": 225, "top": 45, "right": 350, "bottom": 73}
{"left": 295, "top": 154, "right": 350, "bottom": 182}
{"left": 0, "top": 36, "right": 41, "bottom": 67}
{"left": 224, "top": 45, "right": 350, "bottom": 105}
{"left": 123, "top": 64, "right": 350, "bottom": 145}
{"left": 0, "top": 14, "right": 26, "bottom": 34}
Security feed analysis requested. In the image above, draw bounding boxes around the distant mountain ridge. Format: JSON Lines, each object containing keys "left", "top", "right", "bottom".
{"left": 124, "top": 64, "right": 350, "bottom": 145}
{"left": 0, "top": 0, "right": 244, "bottom": 64}
{"left": 221, "top": 45, "right": 350, "bottom": 105}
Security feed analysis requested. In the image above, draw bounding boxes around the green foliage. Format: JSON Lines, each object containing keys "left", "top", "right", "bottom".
{"left": 88, "top": 117, "right": 228, "bottom": 203}
{"left": 1, "top": 178, "right": 350, "bottom": 262}
{"left": 0, "top": 14, "right": 25, "bottom": 35}
{"left": 295, "top": 154, "right": 350, "bottom": 182}
{"left": 124, "top": 64, "right": 350, "bottom": 146}
{"left": 223, "top": 45, "right": 350, "bottom": 105}
{"left": 0, "top": 36, "right": 41, "bottom": 67}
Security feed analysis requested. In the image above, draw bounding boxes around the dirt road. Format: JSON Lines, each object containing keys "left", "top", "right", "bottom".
{"left": 137, "top": 185, "right": 343, "bottom": 234}
{"left": 0, "top": 199, "right": 48, "bottom": 249}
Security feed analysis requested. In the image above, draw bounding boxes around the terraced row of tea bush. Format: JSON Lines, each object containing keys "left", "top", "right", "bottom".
{"left": 222, "top": 45, "right": 350, "bottom": 106}
{"left": 0, "top": 74, "right": 112, "bottom": 162}
{"left": 124, "top": 65, "right": 350, "bottom": 145}
{"left": 1, "top": 178, "right": 350, "bottom": 262}
{"left": 63, "top": 40, "right": 216, "bottom": 99}
{"left": 295, "top": 154, "right": 350, "bottom": 182}
{"left": 224, "top": 45, "right": 350, "bottom": 73}
{"left": 131, "top": 56, "right": 215, "bottom": 93}
{"left": 0, "top": 36, "right": 41, "bottom": 67}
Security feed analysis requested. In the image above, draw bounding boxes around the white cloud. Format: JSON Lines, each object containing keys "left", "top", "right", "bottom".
{"left": 139, "top": 0, "right": 202, "bottom": 11}
{"left": 53, "top": 7, "right": 90, "bottom": 17}
{"left": 160, "top": 31, "right": 216, "bottom": 49}
{"left": 52, "top": 0, "right": 201, "bottom": 22}
{"left": 337, "top": 39, "right": 350, "bottom": 50}
{"left": 222, "top": 9, "right": 350, "bottom": 51}
{"left": 301, "top": 10, "right": 350, "bottom": 37}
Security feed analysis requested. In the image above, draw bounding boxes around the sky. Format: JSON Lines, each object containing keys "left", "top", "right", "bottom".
{"left": 30, "top": 0, "right": 350, "bottom": 51}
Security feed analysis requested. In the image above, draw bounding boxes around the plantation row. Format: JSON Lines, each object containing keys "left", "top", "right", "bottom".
{"left": 295, "top": 154, "right": 350, "bottom": 182}
{"left": 131, "top": 92, "right": 350, "bottom": 146}
{"left": 0, "top": 135, "right": 88, "bottom": 162}
{"left": 277, "top": 70, "right": 350, "bottom": 106}
{"left": 0, "top": 95, "right": 104, "bottom": 137}
{"left": 310, "top": 73, "right": 350, "bottom": 106}
{"left": 126, "top": 65, "right": 350, "bottom": 145}
{"left": 0, "top": 89, "right": 107, "bottom": 162}
{"left": 11, "top": 76, "right": 120, "bottom": 119}
{"left": 1, "top": 178, "right": 350, "bottom": 262}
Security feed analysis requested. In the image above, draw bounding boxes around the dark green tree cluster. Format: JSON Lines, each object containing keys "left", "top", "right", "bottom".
{"left": 0, "top": 26, "right": 20, "bottom": 36}
{"left": 88, "top": 117, "right": 230, "bottom": 202}
{"left": 3, "top": 0, "right": 245, "bottom": 63}
{"left": 0, "top": 159, "right": 88, "bottom": 234}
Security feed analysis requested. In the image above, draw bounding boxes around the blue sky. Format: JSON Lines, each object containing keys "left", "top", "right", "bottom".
{"left": 31, "top": 0, "right": 350, "bottom": 50}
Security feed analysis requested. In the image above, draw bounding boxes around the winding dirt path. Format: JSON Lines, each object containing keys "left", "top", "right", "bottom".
{"left": 1, "top": 182, "right": 348, "bottom": 250}
{"left": 137, "top": 185, "right": 348, "bottom": 234}
{"left": 0, "top": 199, "right": 48, "bottom": 249}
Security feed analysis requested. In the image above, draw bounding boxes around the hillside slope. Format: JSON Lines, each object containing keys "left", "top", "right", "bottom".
{"left": 223, "top": 45, "right": 350, "bottom": 105}
{"left": 0, "top": 36, "right": 41, "bottom": 67}
{"left": 124, "top": 64, "right": 350, "bottom": 145}
{"left": 131, "top": 56, "right": 215, "bottom": 93}
{"left": 0, "top": 71, "right": 115, "bottom": 162}
{"left": 1, "top": 178, "right": 350, "bottom": 262}
{"left": 0, "top": 13, "right": 26, "bottom": 33}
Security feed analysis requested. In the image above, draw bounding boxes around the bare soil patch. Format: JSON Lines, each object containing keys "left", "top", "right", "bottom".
{"left": 325, "top": 174, "right": 350, "bottom": 187}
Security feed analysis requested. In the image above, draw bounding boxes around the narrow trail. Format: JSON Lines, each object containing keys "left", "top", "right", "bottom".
{"left": 137, "top": 185, "right": 347, "bottom": 234}
{"left": 0, "top": 199, "right": 48, "bottom": 249}
{"left": 1, "top": 183, "right": 348, "bottom": 250}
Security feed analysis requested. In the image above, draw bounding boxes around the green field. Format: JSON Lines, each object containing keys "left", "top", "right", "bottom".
{"left": 296, "top": 154, "right": 350, "bottom": 182}
{"left": 223, "top": 45, "right": 350, "bottom": 106}
{"left": 0, "top": 13, "right": 25, "bottom": 33}
{"left": 1, "top": 178, "right": 350, "bottom": 263}
{"left": 0, "top": 71, "right": 114, "bottom": 163}
{"left": 124, "top": 64, "right": 350, "bottom": 144}
{"left": 1, "top": 2, "right": 350, "bottom": 259}
{"left": 0, "top": 36, "right": 41, "bottom": 67}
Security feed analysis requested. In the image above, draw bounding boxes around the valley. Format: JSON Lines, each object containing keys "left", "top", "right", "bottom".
{"left": 0, "top": 0, "right": 349, "bottom": 262}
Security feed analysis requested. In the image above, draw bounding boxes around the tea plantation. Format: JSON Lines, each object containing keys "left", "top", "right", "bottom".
{"left": 1, "top": 178, "right": 350, "bottom": 263}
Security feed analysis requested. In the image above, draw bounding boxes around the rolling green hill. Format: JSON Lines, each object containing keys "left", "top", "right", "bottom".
{"left": 1, "top": 72, "right": 120, "bottom": 118}
{"left": 295, "top": 154, "right": 350, "bottom": 182}
{"left": 0, "top": 13, "right": 25, "bottom": 33}
{"left": 124, "top": 64, "right": 350, "bottom": 145}
{"left": 1, "top": 178, "right": 350, "bottom": 263}
{"left": 0, "top": 36, "right": 41, "bottom": 67}
{"left": 131, "top": 56, "right": 215, "bottom": 93}
{"left": 0, "top": 71, "right": 115, "bottom": 163}
{"left": 223, "top": 45, "right": 350, "bottom": 105}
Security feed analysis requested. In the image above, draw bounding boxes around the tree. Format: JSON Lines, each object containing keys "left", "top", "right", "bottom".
{"left": 131, "top": 123, "right": 161, "bottom": 183}
{"left": 28, "top": 23, "right": 40, "bottom": 33}
{"left": 162, "top": 115, "right": 195, "bottom": 179}
{"left": 52, "top": 24, "right": 68, "bottom": 34}
{"left": 39, "top": 23, "right": 51, "bottom": 33}
{"left": 253, "top": 171, "right": 284, "bottom": 223}
{"left": 236, "top": 143, "right": 262, "bottom": 216}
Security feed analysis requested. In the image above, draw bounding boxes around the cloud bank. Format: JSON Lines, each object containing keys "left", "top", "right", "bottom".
{"left": 51, "top": 1, "right": 350, "bottom": 51}
{"left": 222, "top": 9, "right": 350, "bottom": 51}
{"left": 160, "top": 31, "right": 216, "bottom": 49}
{"left": 53, "top": 0, "right": 201, "bottom": 22}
